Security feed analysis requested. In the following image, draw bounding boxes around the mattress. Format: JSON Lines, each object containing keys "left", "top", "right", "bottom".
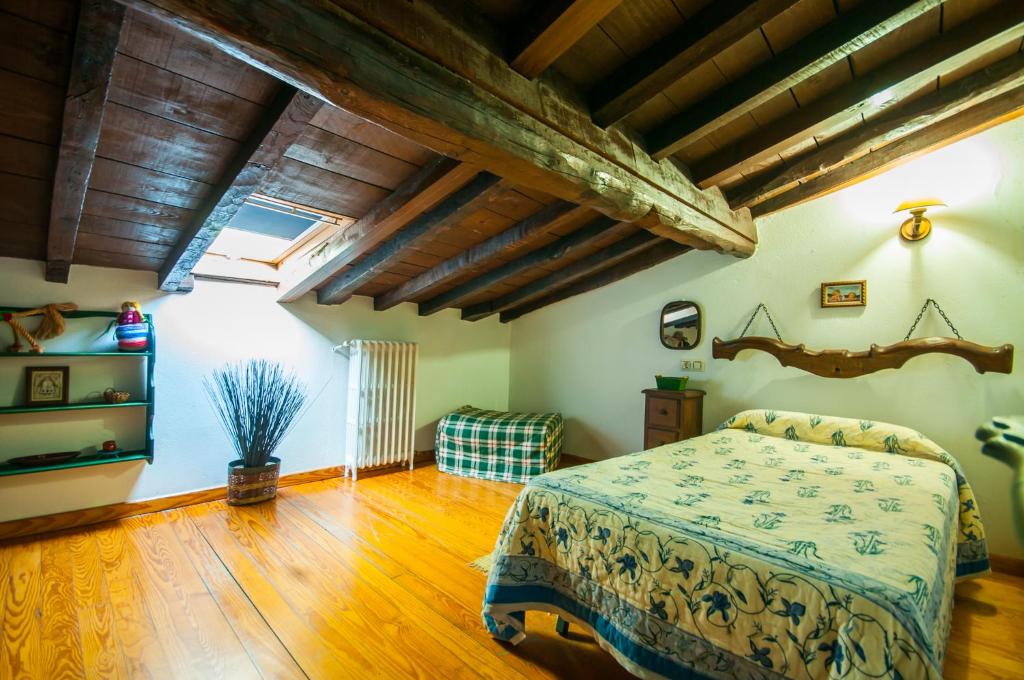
{"left": 482, "top": 409, "right": 988, "bottom": 679}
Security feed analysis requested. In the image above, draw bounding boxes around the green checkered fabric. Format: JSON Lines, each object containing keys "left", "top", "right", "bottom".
{"left": 435, "top": 405, "right": 563, "bottom": 483}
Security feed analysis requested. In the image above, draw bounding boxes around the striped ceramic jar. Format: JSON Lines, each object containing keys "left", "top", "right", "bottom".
{"left": 114, "top": 322, "right": 149, "bottom": 352}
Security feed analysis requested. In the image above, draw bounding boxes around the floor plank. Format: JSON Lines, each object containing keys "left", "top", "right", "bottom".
{"left": 39, "top": 536, "right": 85, "bottom": 679}
{"left": 164, "top": 508, "right": 306, "bottom": 680}
{"left": 67, "top": 532, "right": 130, "bottom": 679}
{"left": 93, "top": 523, "right": 177, "bottom": 678}
{"left": 0, "top": 463, "right": 1020, "bottom": 679}
{"left": 1, "top": 540, "right": 42, "bottom": 680}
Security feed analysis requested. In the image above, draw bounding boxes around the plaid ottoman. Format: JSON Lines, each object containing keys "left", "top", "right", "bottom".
{"left": 435, "top": 405, "right": 563, "bottom": 483}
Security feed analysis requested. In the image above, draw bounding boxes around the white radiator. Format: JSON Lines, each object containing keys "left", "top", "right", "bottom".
{"left": 339, "top": 340, "right": 418, "bottom": 479}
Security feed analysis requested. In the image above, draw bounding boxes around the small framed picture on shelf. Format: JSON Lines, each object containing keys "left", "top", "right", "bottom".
{"left": 25, "top": 366, "right": 70, "bottom": 406}
{"left": 820, "top": 280, "right": 866, "bottom": 308}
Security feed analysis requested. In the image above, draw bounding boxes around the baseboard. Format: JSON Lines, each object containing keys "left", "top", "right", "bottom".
{"left": 989, "top": 553, "right": 1024, "bottom": 578}
{"left": 0, "top": 451, "right": 435, "bottom": 542}
{"left": 559, "top": 454, "right": 593, "bottom": 467}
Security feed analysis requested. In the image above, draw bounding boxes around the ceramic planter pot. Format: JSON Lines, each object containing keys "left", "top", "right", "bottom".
{"left": 227, "top": 457, "right": 281, "bottom": 506}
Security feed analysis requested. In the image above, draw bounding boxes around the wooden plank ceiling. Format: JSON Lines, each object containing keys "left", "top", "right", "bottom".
{"left": 1, "top": 0, "right": 1022, "bottom": 321}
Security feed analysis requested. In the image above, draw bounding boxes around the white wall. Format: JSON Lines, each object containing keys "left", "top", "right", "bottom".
{"left": 509, "top": 118, "right": 1024, "bottom": 559}
{"left": 0, "top": 261, "right": 511, "bottom": 520}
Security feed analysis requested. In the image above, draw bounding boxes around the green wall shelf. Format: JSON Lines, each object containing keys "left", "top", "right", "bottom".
{"left": 0, "top": 401, "right": 151, "bottom": 415}
{"left": 0, "top": 351, "right": 152, "bottom": 358}
{"left": 0, "top": 307, "right": 156, "bottom": 474}
{"left": 0, "top": 452, "right": 151, "bottom": 477}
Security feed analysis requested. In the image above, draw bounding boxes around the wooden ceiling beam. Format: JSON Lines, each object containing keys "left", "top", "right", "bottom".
{"left": 731, "top": 51, "right": 1024, "bottom": 211}
{"left": 589, "top": 0, "right": 801, "bottom": 128}
{"left": 418, "top": 214, "right": 620, "bottom": 316}
{"left": 510, "top": 0, "right": 623, "bottom": 79}
{"left": 645, "top": 0, "right": 943, "bottom": 161}
{"left": 500, "top": 241, "right": 689, "bottom": 322}
{"left": 158, "top": 85, "right": 321, "bottom": 291}
{"left": 46, "top": 0, "right": 125, "bottom": 283}
{"left": 316, "top": 172, "right": 502, "bottom": 305}
{"left": 117, "top": 0, "right": 755, "bottom": 257}
{"left": 373, "top": 200, "right": 581, "bottom": 312}
{"left": 694, "top": 1, "right": 1024, "bottom": 186}
{"left": 278, "top": 157, "right": 473, "bottom": 302}
{"left": 742, "top": 84, "right": 1024, "bottom": 217}
{"left": 461, "top": 231, "right": 660, "bottom": 322}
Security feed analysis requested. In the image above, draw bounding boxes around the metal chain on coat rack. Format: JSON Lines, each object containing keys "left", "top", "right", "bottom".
{"left": 739, "top": 299, "right": 962, "bottom": 343}
{"left": 739, "top": 303, "right": 783, "bottom": 341}
{"left": 903, "top": 298, "right": 962, "bottom": 341}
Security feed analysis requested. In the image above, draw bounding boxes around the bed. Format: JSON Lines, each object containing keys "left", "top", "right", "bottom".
{"left": 482, "top": 409, "right": 989, "bottom": 679}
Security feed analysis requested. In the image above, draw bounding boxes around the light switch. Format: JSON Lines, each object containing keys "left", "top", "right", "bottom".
{"left": 693, "top": 360, "right": 705, "bottom": 371}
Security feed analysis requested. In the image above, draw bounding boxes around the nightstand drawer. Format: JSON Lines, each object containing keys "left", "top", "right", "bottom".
{"left": 646, "top": 397, "right": 679, "bottom": 429}
{"left": 645, "top": 428, "right": 679, "bottom": 449}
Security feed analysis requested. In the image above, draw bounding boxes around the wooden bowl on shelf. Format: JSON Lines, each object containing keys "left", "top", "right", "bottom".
{"left": 103, "top": 388, "right": 131, "bottom": 404}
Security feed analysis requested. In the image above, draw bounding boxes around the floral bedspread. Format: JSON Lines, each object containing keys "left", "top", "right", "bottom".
{"left": 482, "top": 410, "right": 988, "bottom": 679}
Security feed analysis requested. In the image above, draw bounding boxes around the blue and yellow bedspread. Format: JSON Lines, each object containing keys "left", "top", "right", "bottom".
{"left": 482, "top": 410, "right": 988, "bottom": 679}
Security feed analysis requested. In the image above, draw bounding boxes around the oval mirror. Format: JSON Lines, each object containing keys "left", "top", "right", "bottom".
{"left": 660, "top": 301, "right": 701, "bottom": 350}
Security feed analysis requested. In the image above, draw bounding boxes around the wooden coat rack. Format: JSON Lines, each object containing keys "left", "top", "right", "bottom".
{"left": 712, "top": 301, "right": 1014, "bottom": 379}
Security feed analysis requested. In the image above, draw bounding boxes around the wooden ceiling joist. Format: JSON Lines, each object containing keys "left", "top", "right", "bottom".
{"left": 118, "top": 0, "right": 755, "bottom": 257}
{"left": 500, "top": 241, "right": 689, "bottom": 322}
{"left": 373, "top": 200, "right": 581, "bottom": 311}
{"left": 732, "top": 51, "right": 1024, "bottom": 212}
{"left": 418, "top": 214, "right": 621, "bottom": 316}
{"left": 316, "top": 172, "right": 502, "bottom": 305}
{"left": 461, "top": 231, "right": 661, "bottom": 322}
{"left": 509, "top": 0, "right": 622, "bottom": 79}
{"left": 589, "top": 0, "right": 801, "bottom": 128}
{"left": 694, "top": 0, "right": 1024, "bottom": 187}
{"left": 645, "top": 0, "right": 944, "bottom": 161}
{"left": 158, "top": 85, "right": 321, "bottom": 291}
{"left": 743, "top": 84, "right": 1024, "bottom": 217}
{"left": 46, "top": 0, "right": 125, "bottom": 283}
{"left": 277, "top": 157, "right": 473, "bottom": 303}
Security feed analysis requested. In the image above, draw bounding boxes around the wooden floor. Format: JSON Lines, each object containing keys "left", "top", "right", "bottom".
{"left": 1, "top": 464, "right": 1021, "bottom": 679}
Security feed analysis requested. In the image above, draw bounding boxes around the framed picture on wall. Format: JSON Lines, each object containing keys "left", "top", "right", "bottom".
{"left": 25, "top": 366, "right": 70, "bottom": 406}
{"left": 821, "top": 280, "right": 866, "bottom": 308}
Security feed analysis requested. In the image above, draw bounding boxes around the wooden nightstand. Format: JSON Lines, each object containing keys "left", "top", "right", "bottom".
{"left": 642, "top": 388, "right": 705, "bottom": 449}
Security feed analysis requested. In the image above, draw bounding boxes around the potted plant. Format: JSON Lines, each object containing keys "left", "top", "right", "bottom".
{"left": 205, "top": 359, "right": 307, "bottom": 506}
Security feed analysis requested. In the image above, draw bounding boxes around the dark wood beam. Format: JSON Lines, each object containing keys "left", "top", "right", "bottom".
{"left": 589, "top": 0, "right": 800, "bottom": 128}
{"left": 743, "top": 85, "right": 1024, "bottom": 217}
{"left": 731, "top": 51, "right": 1024, "bottom": 210}
{"left": 117, "top": 0, "right": 755, "bottom": 256}
{"left": 645, "top": 0, "right": 942, "bottom": 161}
{"left": 278, "top": 157, "right": 473, "bottom": 302}
{"left": 158, "top": 85, "right": 320, "bottom": 291}
{"left": 46, "top": 0, "right": 125, "bottom": 283}
{"left": 373, "top": 201, "right": 581, "bottom": 311}
{"left": 510, "top": 0, "right": 622, "bottom": 79}
{"left": 418, "top": 214, "right": 620, "bottom": 316}
{"left": 461, "top": 231, "right": 660, "bottom": 321}
{"left": 500, "top": 241, "right": 689, "bottom": 322}
{"left": 316, "top": 172, "right": 502, "bottom": 305}
{"left": 694, "top": 1, "right": 1024, "bottom": 186}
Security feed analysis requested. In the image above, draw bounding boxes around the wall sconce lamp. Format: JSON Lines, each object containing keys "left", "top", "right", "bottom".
{"left": 894, "top": 199, "right": 945, "bottom": 241}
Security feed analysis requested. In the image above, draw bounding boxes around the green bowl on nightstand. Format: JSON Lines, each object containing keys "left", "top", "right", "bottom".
{"left": 655, "top": 375, "right": 689, "bottom": 391}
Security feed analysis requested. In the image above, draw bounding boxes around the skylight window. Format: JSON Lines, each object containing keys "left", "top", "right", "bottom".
{"left": 195, "top": 195, "right": 352, "bottom": 285}
{"left": 206, "top": 195, "right": 338, "bottom": 264}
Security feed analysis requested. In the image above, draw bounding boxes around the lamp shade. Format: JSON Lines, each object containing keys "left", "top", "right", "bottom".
{"left": 894, "top": 198, "right": 946, "bottom": 213}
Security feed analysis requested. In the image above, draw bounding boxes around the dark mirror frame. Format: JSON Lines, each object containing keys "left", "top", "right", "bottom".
{"left": 660, "top": 301, "right": 701, "bottom": 350}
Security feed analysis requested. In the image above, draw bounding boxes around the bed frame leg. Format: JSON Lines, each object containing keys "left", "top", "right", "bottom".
{"left": 555, "top": 616, "right": 569, "bottom": 637}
